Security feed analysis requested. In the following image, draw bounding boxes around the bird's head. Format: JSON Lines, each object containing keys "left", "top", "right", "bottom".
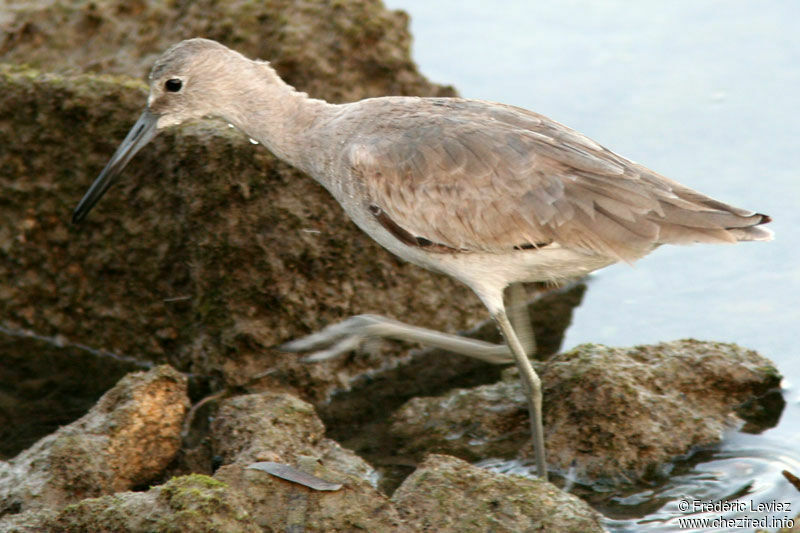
{"left": 72, "top": 38, "right": 243, "bottom": 223}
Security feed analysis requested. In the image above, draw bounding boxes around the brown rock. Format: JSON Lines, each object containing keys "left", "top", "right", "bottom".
{"left": 0, "top": 52, "right": 477, "bottom": 405}
{"left": 0, "top": 365, "right": 188, "bottom": 516}
{"left": 47, "top": 474, "right": 259, "bottom": 533}
{"left": 210, "top": 391, "right": 377, "bottom": 484}
{"left": 0, "top": 0, "right": 456, "bottom": 103}
{"left": 391, "top": 454, "right": 605, "bottom": 533}
{"left": 208, "top": 390, "right": 410, "bottom": 531}
{"left": 216, "top": 463, "right": 410, "bottom": 533}
{"left": 0, "top": 325, "right": 147, "bottom": 459}
{"left": 391, "top": 340, "right": 782, "bottom": 484}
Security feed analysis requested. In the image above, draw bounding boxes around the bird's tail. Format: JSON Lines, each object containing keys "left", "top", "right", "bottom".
{"left": 651, "top": 179, "right": 774, "bottom": 245}
{"left": 725, "top": 213, "right": 773, "bottom": 242}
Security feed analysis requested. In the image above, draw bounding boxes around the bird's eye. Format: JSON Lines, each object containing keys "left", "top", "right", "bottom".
{"left": 165, "top": 79, "right": 183, "bottom": 92}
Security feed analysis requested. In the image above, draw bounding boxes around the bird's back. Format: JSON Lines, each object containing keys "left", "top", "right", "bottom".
{"left": 313, "top": 96, "right": 772, "bottom": 264}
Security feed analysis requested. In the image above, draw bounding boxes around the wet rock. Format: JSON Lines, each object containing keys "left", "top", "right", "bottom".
{"left": 0, "top": 365, "right": 188, "bottom": 517}
{"left": 391, "top": 454, "right": 605, "bottom": 533}
{"left": 391, "top": 375, "right": 529, "bottom": 463}
{"left": 391, "top": 340, "right": 782, "bottom": 484}
{"left": 315, "top": 283, "right": 586, "bottom": 487}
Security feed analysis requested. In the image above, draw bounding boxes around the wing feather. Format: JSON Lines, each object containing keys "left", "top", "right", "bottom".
{"left": 341, "top": 99, "right": 768, "bottom": 261}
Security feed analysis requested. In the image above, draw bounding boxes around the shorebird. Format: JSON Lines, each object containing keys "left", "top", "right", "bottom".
{"left": 73, "top": 38, "right": 773, "bottom": 480}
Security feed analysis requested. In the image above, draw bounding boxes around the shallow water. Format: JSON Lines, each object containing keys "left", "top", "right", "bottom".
{"left": 384, "top": 0, "right": 800, "bottom": 529}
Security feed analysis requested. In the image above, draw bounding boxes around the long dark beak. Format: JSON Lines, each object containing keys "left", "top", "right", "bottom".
{"left": 72, "top": 109, "right": 159, "bottom": 223}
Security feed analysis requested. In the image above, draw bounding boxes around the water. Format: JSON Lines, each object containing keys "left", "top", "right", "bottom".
{"left": 384, "top": 0, "right": 800, "bottom": 529}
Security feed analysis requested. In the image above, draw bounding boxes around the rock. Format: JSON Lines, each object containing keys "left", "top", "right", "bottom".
{"left": 391, "top": 454, "right": 605, "bottom": 533}
{"left": 0, "top": 36, "right": 480, "bottom": 405}
{"left": 211, "top": 392, "right": 326, "bottom": 465}
{"left": 315, "top": 283, "right": 586, "bottom": 480}
{"left": 30, "top": 390, "right": 408, "bottom": 532}
{"left": 0, "top": 509, "right": 50, "bottom": 532}
{"left": 210, "top": 393, "right": 596, "bottom": 531}
{"left": 390, "top": 340, "right": 783, "bottom": 484}
{"left": 215, "top": 463, "right": 410, "bottom": 532}
{"left": 0, "top": 384, "right": 608, "bottom": 532}
{"left": 44, "top": 474, "right": 259, "bottom": 533}
{"left": 0, "top": 325, "right": 146, "bottom": 459}
{"left": 391, "top": 375, "right": 529, "bottom": 463}
{"left": 38, "top": 460, "right": 407, "bottom": 533}
{"left": 209, "top": 390, "right": 410, "bottom": 531}
{"left": 0, "top": 0, "right": 456, "bottom": 102}
{"left": 0, "top": 365, "right": 188, "bottom": 517}
{"left": 210, "top": 392, "right": 377, "bottom": 485}
{"left": 0, "top": 0, "right": 588, "bottom": 416}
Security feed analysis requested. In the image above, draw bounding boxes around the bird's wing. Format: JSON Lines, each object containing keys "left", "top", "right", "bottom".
{"left": 346, "top": 100, "right": 764, "bottom": 261}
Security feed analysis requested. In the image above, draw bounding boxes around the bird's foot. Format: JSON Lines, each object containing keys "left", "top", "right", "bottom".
{"left": 279, "top": 314, "right": 389, "bottom": 362}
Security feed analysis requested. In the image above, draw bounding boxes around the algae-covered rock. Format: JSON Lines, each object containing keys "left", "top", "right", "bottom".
{"left": 45, "top": 474, "right": 259, "bottom": 533}
{"left": 0, "top": 365, "right": 188, "bottom": 516}
{"left": 7, "top": 459, "right": 407, "bottom": 532}
{"left": 216, "top": 463, "right": 411, "bottom": 533}
{"left": 390, "top": 340, "right": 783, "bottom": 484}
{"left": 391, "top": 454, "right": 605, "bottom": 533}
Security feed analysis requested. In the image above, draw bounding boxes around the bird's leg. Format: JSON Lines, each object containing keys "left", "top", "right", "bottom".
{"left": 282, "top": 284, "right": 546, "bottom": 477}
{"left": 492, "top": 306, "right": 548, "bottom": 480}
{"left": 506, "top": 283, "right": 536, "bottom": 357}
{"left": 281, "top": 284, "right": 541, "bottom": 365}
{"left": 281, "top": 314, "right": 514, "bottom": 364}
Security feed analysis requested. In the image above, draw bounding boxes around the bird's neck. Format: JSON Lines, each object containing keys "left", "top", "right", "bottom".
{"left": 219, "top": 61, "right": 337, "bottom": 174}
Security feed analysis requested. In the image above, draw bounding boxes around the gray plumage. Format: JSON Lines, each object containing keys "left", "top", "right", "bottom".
{"left": 72, "top": 38, "right": 773, "bottom": 481}
{"left": 336, "top": 97, "right": 770, "bottom": 263}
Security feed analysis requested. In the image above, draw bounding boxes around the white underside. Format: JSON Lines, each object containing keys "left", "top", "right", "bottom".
{"left": 428, "top": 244, "right": 618, "bottom": 313}
{"left": 340, "top": 199, "right": 618, "bottom": 315}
